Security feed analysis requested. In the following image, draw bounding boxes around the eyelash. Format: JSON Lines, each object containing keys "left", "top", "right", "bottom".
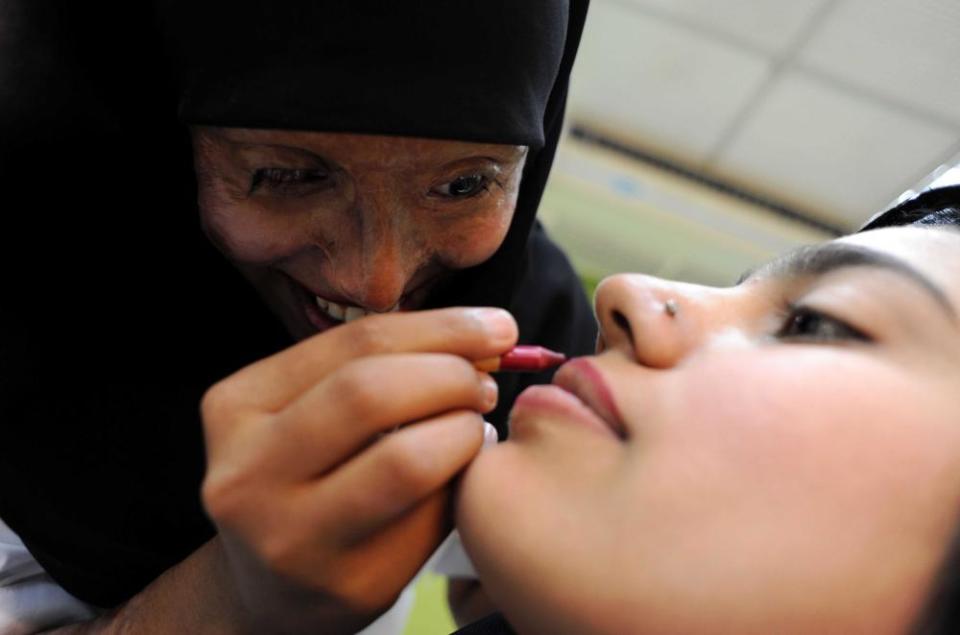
{"left": 775, "top": 304, "right": 871, "bottom": 343}
{"left": 248, "top": 169, "right": 501, "bottom": 200}
{"left": 430, "top": 173, "right": 499, "bottom": 199}
{"left": 249, "top": 168, "right": 329, "bottom": 194}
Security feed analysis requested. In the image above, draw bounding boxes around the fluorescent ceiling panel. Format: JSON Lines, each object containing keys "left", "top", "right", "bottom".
{"left": 709, "top": 71, "right": 958, "bottom": 228}
{"left": 620, "top": 0, "right": 833, "bottom": 55}
{"left": 568, "top": 1, "right": 770, "bottom": 164}
{"left": 799, "top": 0, "right": 960, "bottom": 127}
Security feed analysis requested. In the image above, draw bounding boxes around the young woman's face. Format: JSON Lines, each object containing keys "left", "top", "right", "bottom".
{"left": 457, "top": 226, "right": 960, "bottom": 634}
{"left": 192, "top": 127, "right": 527, "bottom": 339}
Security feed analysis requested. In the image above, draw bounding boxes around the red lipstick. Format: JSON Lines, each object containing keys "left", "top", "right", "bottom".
{"left": 474, "top": 346, "right": 567, "bottom": 373}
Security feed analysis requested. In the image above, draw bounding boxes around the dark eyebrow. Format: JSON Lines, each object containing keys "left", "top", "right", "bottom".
{"left": 739, "top": 243, "right": 957, "bottom": 321}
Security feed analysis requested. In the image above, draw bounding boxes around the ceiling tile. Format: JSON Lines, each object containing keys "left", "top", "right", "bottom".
{"left": 708, "top": 71, "right": 958, "bottom": 228}
{"left": 619, "top": 0, "right": 833, "bottom": 55}
{"left": 568, "top": 1, "right": 771, "bottom": 164}
{"left": 799, "top": 0, "right": 960, "bottom": 126}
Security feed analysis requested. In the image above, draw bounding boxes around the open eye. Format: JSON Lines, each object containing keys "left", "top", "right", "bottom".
{"left": 432, "top": 174, "right": 490, "bottom": 198}
{"left": 250, "top": 167, "right": 330, "bottom": 194}
{"left": 776, "top": 305, "right": 870, "bottom": 343}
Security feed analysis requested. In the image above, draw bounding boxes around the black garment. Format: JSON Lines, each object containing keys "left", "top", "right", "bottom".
{"left": 859, "top": 185, "right": 960, "bottom": 232}
{"left": 0, "top": 0, "right": 594, "bottom": 609}
{"left": 452, "top": 612, "right": 517, "bottom": 635}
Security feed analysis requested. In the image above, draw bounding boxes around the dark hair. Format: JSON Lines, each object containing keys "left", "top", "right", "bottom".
{"left": 860, "top": 186, "right": 960, "bottom": 633}
{"left": 913, "top": 527, "right": 960, "bottom": 634}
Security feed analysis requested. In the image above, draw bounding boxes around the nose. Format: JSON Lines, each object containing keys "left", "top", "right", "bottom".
{"left": 594, "top": 273, "right": 711, "bottom": 368}
{"left": 334, "top": 228, "right": 412, "bottom": 312}
{"left": 321, "top": 190, "right": 419, "bottom": 313}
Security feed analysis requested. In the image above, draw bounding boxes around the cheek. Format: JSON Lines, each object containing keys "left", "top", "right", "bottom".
{"left": 665, "top": 352, "right": 956, "bottom": 496}
{"left": 430, "top": 198, "right": 517, "bottom": 268}
{"left": 198, "top": 191, "right": 317, "bottom": 265}
{"left": 617, "top": 351, "right": 960, "bottom": 630}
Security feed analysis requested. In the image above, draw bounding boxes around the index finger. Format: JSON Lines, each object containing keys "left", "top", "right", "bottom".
{"left": 226, "top": 307, "right": 517, "bottom": 411}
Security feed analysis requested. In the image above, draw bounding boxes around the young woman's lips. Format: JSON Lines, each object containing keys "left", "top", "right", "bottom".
{"left": 551, "top": 359, "right": 627, "bottom": 438}
{"left": 510, "top": 360, "right": 626, "bottom": 441}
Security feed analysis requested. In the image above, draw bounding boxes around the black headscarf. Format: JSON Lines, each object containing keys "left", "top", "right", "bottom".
{"left": 859, "top": 185, "right": 960, "bottom": 232}
{"left": 0, "top": 0, "right": 594, "bottom": 608}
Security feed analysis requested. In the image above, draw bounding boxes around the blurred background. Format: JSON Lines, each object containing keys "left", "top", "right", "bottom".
{"left": 543, "top": 0, "right": 960, "bottom": 290}
{"left": 411, "top": 0, "right": 960, "bottom": 632}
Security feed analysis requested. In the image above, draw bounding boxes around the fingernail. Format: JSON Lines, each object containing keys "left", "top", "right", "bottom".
{"left": 481, "top": 375, "right": 499, "bottom": 406}
{"left": 469, "top": 308, "right": 516, "bottom": 344}
{"left": 482, "top": 421, "right": 499, "bottom": 447}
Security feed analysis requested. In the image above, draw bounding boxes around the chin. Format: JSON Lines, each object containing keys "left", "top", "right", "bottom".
{"left": 455, "top": 445, "right": 519, "bottom": 566}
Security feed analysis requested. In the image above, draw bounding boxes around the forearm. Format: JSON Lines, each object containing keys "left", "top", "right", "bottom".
{"left": 44, "top": 539, "right": 247, "bottom": 635}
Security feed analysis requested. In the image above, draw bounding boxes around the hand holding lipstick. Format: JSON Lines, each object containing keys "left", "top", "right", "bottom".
{"left": 198, "top": 307, "right": 517, "bottom": 633}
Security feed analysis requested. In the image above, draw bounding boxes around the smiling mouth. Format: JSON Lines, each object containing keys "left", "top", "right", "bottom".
{"left": 313, "top": 295, "right": 400, "bottom": 323}
{"left": 280, "top": 269, "right": 441, "bottom": 333}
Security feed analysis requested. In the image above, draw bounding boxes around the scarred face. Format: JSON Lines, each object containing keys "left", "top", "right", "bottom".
{"left": 192, "top": 127, "right": 527, "bottom": 340}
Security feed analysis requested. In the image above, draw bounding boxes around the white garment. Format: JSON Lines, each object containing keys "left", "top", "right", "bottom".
{"left": 429, "top": 530, "right": 477, "bottom": 579}
{"left": 0, "top": 516, "right": 475, "bottom": 635}
{"left": 0, "top": 517, "right": 99, "bottom": 635}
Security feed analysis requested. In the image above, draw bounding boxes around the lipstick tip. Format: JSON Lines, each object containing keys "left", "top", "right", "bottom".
{"left": 542, "top": 349, "right": 567, "bottom": 366}
{"left": 487, "top": 345, "right": 569, "bottom": 373}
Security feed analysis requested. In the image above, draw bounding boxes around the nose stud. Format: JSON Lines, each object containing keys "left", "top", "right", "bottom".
{"left": 664, "top": 299, "right": 679, "bottom": 317}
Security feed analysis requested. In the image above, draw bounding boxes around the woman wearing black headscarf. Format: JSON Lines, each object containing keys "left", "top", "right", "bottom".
{"left": 0, "top": 1, "right": 593, "bottom": 632}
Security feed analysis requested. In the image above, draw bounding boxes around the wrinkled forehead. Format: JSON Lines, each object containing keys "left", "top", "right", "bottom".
{"left": 837, "top": 226, "right": 960, "bottom": 302}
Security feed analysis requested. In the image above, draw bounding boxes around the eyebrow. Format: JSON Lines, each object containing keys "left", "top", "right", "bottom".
{"left": 227, "top": 139, "right": 332, "bottom": 165}
{"left": 220, "top": 133, "right": 529, "bottom": 165}
{"left": 740, "top": 243, "right": 957, "bottom": 321}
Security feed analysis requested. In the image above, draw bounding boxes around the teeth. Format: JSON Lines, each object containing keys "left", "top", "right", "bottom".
{"left": 315, "top": 296, "right": 400, "bottom": 323}
{"left": 344, "top": 306, "right": 365, "bottom": 322}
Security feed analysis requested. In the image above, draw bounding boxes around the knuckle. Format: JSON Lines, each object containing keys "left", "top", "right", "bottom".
{"left": 201, "top": 462, "right": 274, "bottom": 528}
{"left": 335, "top": 441, "right": 431, "bottom": 526}
{"left": 436, "top": 308, "right": 474, "bottom": 339}
{"left": 258, "top": 530, "right": 310, "bottom": 580}
{"left": 444, "top": 409, "right": 486, "bottom": 443}
{"left": 380, "top": 435, "right": 435, "bottom": 493}
{"left": 424, "top": 354, "right": 475, "bottom": 391}
{"left": 442, "top": 353, "right": 476, "bottom": 378}
{"left": 201, "top": 470, "right": 248, "bottom": 524}
{"left": 448, "top": 408, "right": 484, "bottom": 427}
{"left": 328, "top": 363, "right": 383, "bottom": 420}
{"left": 199, "top": 381, "right": 234, "bottom": 425}
{"left": 335, "top": 477, "right": 406, "bottom": 533}
{"left": 452, "top": 357, "right": 483, "bottom": 389}
{"left": 439, "top": 357, "right": 487, "bottom": 404}
{"left": 344, "top": 318, "right": 390, "bottom": 356}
